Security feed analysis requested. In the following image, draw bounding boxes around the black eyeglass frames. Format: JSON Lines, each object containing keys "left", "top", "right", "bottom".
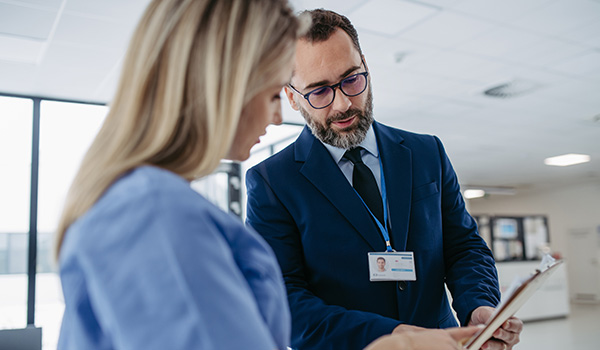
{"left": 288, "top": 63, "right": 369, "bottom": 109}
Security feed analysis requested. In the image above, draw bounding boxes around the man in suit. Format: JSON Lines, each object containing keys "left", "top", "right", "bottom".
{"left": 246, "top": 9, "right": 522, "bottom": 350}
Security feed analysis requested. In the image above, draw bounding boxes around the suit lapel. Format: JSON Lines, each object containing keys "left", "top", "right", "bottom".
{"left": 295, "top": 127, "right": 385, "bottom": 251}
{"left": 373, "top": 123, "right": 412, "bottom": 251}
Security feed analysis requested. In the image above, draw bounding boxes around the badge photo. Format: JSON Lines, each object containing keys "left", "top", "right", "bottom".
{"left": 368, "top": 252, "right": 417, "bottom": 282}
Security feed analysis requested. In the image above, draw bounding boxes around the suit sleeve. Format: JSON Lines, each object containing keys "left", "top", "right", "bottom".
{"left": 246, "top": 166, "right": 401, "bottom": 350}
{"left": 434, "top": 136, "right": 501, "bottom": 325}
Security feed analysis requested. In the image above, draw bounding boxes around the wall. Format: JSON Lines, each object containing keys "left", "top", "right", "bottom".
{"left": 467, "top": 179, "right": 600, "bottom": 301}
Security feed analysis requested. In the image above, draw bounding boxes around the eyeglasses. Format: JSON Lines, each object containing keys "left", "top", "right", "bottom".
{"left": 288, "top": 61, "right": 369, "bottom": 109}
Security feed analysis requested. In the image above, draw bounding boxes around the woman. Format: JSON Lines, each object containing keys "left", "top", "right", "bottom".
{"left": 55, "top": 0, "right": 477, "bottom": 349}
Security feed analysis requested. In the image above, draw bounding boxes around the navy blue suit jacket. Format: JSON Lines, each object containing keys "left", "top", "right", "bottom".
{"left": 246, "top": 122, "right": 500, "bottom": 350}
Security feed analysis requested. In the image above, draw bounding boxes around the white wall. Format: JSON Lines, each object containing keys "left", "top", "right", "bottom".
{"left": 467, "top": 179, "right": 600, "bottom": 301}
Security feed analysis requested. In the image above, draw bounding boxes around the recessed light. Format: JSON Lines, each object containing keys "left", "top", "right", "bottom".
{"left": 464, "top": 189, "right": 485, "bottom": 199}
{"left": 544, "top": 153, "right": 590, "bottom": 167}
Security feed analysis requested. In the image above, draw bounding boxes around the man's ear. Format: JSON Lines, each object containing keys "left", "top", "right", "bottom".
{"left": 284, "top": 86, "right": 300, "bottom": 111}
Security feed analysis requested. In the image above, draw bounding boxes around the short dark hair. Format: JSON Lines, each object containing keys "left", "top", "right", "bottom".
{"left": 377, "top": 257, "right": 385, "bottom": 262}
{"left": 299, "top": 9, "right": 362, "bottom": 55}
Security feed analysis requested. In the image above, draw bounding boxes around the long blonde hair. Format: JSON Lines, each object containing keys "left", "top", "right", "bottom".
{"left": 56, "top": 0, "right": 305, "bottom": 257}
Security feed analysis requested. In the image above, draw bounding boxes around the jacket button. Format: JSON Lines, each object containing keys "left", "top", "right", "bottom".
{"left": 398, "top": 281, "right": 407, "bottom": 291}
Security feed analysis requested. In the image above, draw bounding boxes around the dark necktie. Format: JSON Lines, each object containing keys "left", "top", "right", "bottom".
{"left": 343, "top": 147, "right": 384, "bottom": 224}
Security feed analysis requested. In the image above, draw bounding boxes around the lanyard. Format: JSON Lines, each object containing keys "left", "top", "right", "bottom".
{"left": 351, "top": 155, "right": 393, "bottom": 252}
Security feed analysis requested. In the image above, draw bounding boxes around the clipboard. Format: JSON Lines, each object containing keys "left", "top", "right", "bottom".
{"left": 463, "top": 257, "right": 564, "bottom": 350}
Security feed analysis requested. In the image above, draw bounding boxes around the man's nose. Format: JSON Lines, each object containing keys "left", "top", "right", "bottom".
{"left": 330, "top": 88, "right": 352, "bottom": 113}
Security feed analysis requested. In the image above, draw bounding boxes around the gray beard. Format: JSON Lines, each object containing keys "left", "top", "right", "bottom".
{"left": 300, "top": 87, "right": 374, "bottom": 149}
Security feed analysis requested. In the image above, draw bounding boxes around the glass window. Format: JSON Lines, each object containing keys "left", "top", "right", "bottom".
{"left": 0, "top": 96, "right": 33, "bottom": 330}
{"left": 37, "top": 100, "right": 107, "bottom": 350}
{"left": 244, "top": 123, "right": 303, "bottom": 170}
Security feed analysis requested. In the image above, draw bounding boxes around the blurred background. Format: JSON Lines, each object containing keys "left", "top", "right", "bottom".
{"left": 0, "top": 0, "right": 598, "bottom": 349}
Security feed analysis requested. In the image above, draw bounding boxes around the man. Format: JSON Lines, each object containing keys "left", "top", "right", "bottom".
{"left": 377, "top": 257, "right": 386, "bottom": 272}
{"left": 246, "top": 9, "right": 522, "bottom": 350}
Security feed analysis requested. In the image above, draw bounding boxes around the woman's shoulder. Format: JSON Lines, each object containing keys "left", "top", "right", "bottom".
{"left": 63, "top": 166, "right": 239, "bottom": 255}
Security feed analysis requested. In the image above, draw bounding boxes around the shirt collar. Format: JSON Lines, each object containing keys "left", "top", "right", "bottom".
{"left": 322, "top": 124, "right": 378, "bottom": 163}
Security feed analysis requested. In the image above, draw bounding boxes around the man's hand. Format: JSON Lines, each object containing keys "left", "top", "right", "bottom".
{"left": 468, "top": 306, "right": 523, "bottom": 350}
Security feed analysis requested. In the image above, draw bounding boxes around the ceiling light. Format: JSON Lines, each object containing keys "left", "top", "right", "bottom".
{"left": 483, "top": 79, "right": 542, "bottom": 98}
{"left": 464, "top": 189, "right": 485, "bottom": 199}
{"left": 464, "top": 186, "right": 516, "bottom": 197}
{"left": 544, "top": 153, "right": 590, "bottom": 167}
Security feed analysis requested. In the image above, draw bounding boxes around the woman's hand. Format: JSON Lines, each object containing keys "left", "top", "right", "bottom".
{"left": 365, "top": 326, "right": 481, "bottom": 350}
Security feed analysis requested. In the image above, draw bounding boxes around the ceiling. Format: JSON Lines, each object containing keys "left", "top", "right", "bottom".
{"left": 1, "top": 0, "right": 599, "bottom": 195}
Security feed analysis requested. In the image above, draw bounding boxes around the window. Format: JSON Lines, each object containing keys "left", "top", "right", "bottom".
{"left": 0, "top": 96, "right": 33, "bottom": 330}
{"left": 36, "top": 100, "right": 107, "bottom": 349}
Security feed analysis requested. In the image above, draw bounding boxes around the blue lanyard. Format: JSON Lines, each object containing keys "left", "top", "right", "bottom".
{"left": 351, "top": 155, "right": 393, "bottom": 252}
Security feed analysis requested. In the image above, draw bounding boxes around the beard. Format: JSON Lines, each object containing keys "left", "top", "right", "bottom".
{"left": 299, "top": 86, "right": 374, "bottom": 149}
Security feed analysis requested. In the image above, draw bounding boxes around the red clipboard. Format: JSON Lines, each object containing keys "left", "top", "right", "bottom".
{"left": 463, "top": 259, "right": 564, "bottom": 350}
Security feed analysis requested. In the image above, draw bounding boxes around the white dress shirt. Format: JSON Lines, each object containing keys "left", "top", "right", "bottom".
{"left": 321, "top": 125, "right": 382, "bottom": 194}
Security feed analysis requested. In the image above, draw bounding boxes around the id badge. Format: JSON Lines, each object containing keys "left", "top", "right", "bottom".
{"left": 368, "top": 252, "right": 417, "bottom": 281}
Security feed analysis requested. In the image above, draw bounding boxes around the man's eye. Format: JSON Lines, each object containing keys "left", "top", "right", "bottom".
{"left": 310, "top": 87, "right": 329, "bottom": 96}
{"left": 344, "top": 75, "right": 359, "bottom": 85}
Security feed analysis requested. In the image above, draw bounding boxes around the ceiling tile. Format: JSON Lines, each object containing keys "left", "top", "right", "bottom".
{"left": 399, "top": 10, "right": 495, "bottom": 48}
{"left": 422, "top": 100, "right": 482, "bottom": 118}
{"left": 455, "top": 25, "right": 544, "bottom": 58}
{"left": 451, "top": 0, "right": 551, "bottom": 23}
{"left": 0, "top": 3, "right": 57, "bottom": 40}
{"left": 391, "top": 70, "right": 483, "bottom": 100}
{"left": 0, "top": 60, "right": 38, "bottom": 95}
{"left": 550, "top": 50, "right": 600, "bottom": 78}
{"left": 0, "top": 34, "right": 44, "bottom": 64}
{"left": 359, "top": 32, "right": 442, "bottom": 68}
{"left": 559, "top": 19, "right": 600, "bottom": 47}
{"left": 33, "top": 63, "right": 108, "bottom": 102}
{"left": 510, "top": 0, "right": 600, "bottom": 37}
{"left": 40, "top": 41, "right": 120, "bottom": 73}
{"left": 63, "top": 0, "right": 150, "bottom": 22}
{"left": 418, "top": 0, "right": 465, "bottom": 8}
{"left": 349, "top": 0, "right": 439, "bottom": 36}
{"left": 1, "top": 0, "right": 63, "bottom": 11}
{"left": 408, "top": 50, "right": 511, "bottom": 83}
{"left": 476, "top": 69, "right": 567, "bottom": 104}
{"left": 52, "top": 13, "right": 135, "bottom": 51}
{"left": 91, "top": 60, "right": 122, "bottom": 102}
{"left": 535, "top": 78, "right": 600, "bottom": 106}
{"left": 500, "top": 37, "right": 589, "bottom": 66}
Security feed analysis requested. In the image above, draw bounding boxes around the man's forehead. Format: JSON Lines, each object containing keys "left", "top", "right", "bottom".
{"left": 291, "top": 30, "right": 362, "bottom": 88}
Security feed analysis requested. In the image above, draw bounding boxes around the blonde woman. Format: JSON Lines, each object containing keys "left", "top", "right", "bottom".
{"left": 56, "top": 0, "right": 300, "bottom": 348}
{"left": 55, "top": 0, "right": 479, "bottom": 349}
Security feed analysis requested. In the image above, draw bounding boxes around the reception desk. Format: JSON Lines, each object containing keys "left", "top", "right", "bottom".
{"left": 496, "top": 260, "right": 570, "bottom": 321}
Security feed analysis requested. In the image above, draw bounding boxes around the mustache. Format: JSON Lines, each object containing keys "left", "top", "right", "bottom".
{"left": 326, "top": 109, "right": 362, "bottom": 126}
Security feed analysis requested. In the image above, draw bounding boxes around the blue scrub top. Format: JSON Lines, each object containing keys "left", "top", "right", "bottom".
{"left": 58, "top": 166, "right": 290, "bottom": 350}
